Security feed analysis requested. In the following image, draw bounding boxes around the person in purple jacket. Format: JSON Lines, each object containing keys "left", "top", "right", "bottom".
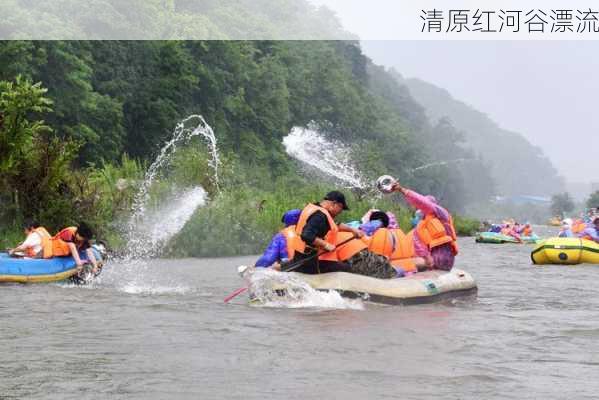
{"left": 254, "top": 209, "right": 302, "bottom": 269}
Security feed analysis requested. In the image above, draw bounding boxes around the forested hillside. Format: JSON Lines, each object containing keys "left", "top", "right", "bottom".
{"left": 1, "top": 0, "right": 351, "bottom": 39}
{"left": 0, "top": 40, "right": 485, "bottom": 253}
{"left": 399, "top": 75, "right": 564, "bottom": 196}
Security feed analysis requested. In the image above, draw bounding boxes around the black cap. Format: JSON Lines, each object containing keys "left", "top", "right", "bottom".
{"left": 324, "top": 191, "right": 349, "bottom": 210}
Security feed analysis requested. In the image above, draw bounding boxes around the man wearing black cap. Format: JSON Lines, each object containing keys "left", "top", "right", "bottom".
{"left": 287, "top": 190, "right": 363, "bottom": 274}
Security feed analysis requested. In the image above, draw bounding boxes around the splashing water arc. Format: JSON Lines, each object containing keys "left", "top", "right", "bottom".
{"left": 130, "top": 115, "right": 220, "bottom": 224}
{"left": 283, "top": 125, "right": 367, "bottom": 189}
{"left": 123, "top": 115, "right": 220, "bottom": 260}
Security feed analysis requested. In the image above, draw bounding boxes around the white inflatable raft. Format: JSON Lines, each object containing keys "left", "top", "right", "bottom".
{"left": 249, "top": 268, "right": 477, "bottom": 306}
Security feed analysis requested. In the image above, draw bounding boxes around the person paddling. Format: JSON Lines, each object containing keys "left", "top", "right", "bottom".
{"left": 287, "top": 191, "right": 364, "bottom": 274}
{"left": 288, "top": 191, "right": 404, "bottom": 279}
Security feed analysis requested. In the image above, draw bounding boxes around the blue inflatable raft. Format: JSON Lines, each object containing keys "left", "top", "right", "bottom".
{"left": 0, "top": 246, "right": 103, "bottom": 283}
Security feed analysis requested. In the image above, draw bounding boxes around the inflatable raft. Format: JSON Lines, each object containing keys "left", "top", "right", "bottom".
{"left": 476, "top": 231, "right": 540, "bottom": 244}
{"left": 531, "top": 237, "right": 599, "bottom": 265}
{"left": 0, "top": 246, "right": 104, "bottom": 283}
{"left": 249, "top": 268, "right": 477, "bottom": 306}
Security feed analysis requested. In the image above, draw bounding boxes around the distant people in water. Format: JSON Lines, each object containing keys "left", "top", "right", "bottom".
{"left": 8, "top": 220, "right": 51, "bottom": 258}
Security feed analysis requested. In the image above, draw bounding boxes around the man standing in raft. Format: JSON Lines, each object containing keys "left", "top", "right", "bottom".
{"left": 381, "top": 177, "right": 458, "bottom": 271}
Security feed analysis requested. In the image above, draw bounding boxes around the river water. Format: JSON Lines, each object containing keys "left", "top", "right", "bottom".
{"left": 2, "top": 226, "right": 598, "bottom": 400}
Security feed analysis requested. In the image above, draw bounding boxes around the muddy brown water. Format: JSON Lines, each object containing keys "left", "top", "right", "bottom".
{"left": 2, "top": 226, "right": 598, "bottom": 399}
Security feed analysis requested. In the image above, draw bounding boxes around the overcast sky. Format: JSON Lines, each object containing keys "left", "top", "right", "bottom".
{"left": 310, "top": 0, "right": 599, "bottom": 184}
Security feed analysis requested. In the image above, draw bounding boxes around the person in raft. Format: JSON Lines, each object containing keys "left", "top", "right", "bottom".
{"left": 254, "top": 209, "right": 302, "bottom": 269}
{"left": 356, "top": 210, "right": 430, "bottom": 275}
{"left": 49, "top": 223, "right": 100, "bottom": 274}
{"left": 8, "top": 220, "right": 51, "bottom": 258}
{"left": 288, "top": 191, "right": 402, "bottom": 279}
{"left": 388, "top": 181, "right": 459, "bottom": 271}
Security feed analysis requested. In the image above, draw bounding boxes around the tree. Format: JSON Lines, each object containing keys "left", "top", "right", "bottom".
{"left": 0, "top": 76, "right": 78, "bottom": 223}
{"left": 551, "top": 192, "right": 575, "bottom": 218}
{"left": 587, "top": 190, "right": 599, "bottom": 209}
{"left": 0, "top": 75, "right": 53, "bottom": 178}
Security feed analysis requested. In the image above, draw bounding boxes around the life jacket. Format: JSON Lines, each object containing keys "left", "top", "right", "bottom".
{"left": 280, "top": 226, "right": 298, "bottom": 260}
{"left": 389, "top": 229, "right": 417, "bottom": 273}
{"left": 572, "top": 221, "right": 587, "bottom": 235}
{"left": 365, "top": 228, "right": 395, "bottom": 258}
{"left": 522, "top": 227, "right": 532, "bottom": 237}
{"left": 335, "top": 232, "right": 368, "bottom": 261}
{"left": 415, "top": 214, "right": 459, "bottom": 255}
{"left": 25, "top": 227, "right": 51, "bottom": 257}
{"left": 291, "top": 204, "right": 339, "bottom": 262}
{"left": 44, "top": 226, "right": 77, "bottom": 259}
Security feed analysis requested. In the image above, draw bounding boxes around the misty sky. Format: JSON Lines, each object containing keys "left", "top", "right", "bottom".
{"left": 309, "top": 0, "right": 599, "bottom": 184}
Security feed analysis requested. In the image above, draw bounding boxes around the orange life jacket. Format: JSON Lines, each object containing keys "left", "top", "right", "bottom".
{"left": 522, "top": 227, "right": 532, "bottom": 236}
{"left": 572, "top": 221, "right": 586, "bottom": 234}
{"left": 291, "top": 204, "right": 339, "bottom": 262}
{"left": 415, "top": 214, "right": 459, "bottom": 255}
{"left": 366, "top": 228, "right": 395, "bottom": 258}
{"left": 335, "top": 232, "right": 368, "bottom": 261}
{"left": 25, "top": 227, "right": 51, "bottom": 257}
{"left": 280, "top": 226, "right": 298, "bottom": 260}
{"left": 44, "top": 226, "right": 77, "bottom": 259}
{"left": 389, "top": 229, "right": 417, "bottom": 273}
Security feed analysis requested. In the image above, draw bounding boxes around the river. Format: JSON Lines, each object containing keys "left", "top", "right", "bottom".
{"left": 1, "top": 226, "right": 598, "bottom": 399}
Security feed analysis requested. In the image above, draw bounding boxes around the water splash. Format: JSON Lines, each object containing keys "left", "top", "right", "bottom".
{"left": 123, "top": 115, "right": 219, "bottom": 260}
{"left": 411, "top": 158, "right": 472, "bottom": 172}
{"left": 134, "top": 186, "right": 207, "bottom": 258}
{"left": 95, "top": 116, "right": 220, "bottom": 293}
{"left": 247, "top": 268, "right": 364, "bottom": 310}
{"left": 130, "top": 115, "right": 219, "bottom": 226}
{"left": 101, "top": 187, "right": 207, "bottom": 292}
{"left": 283, "top": 125, "right": 367, "bottom": 189}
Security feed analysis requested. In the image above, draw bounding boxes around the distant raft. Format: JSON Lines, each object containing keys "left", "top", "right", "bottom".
{"left": 476, "top": 232, "right": 540, "bottom": 244}
{"left": 531, "top": 237, "right": 599, "bottom": 265}
{"left": 547, "top": 217, "right": 562, "bottom": 227}
{"left": 251, "top": 268, "right": 477, "bottom": 306}
{"left": 0, "top": 246, "right": 104, "bottom": 283}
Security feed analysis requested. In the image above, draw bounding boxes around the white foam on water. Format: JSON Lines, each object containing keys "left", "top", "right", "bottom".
{"left": 283, "top": 125, "right": 367, "bottom": 189}
{"left": 247, "top": 269, "right": 364, "bottom": 310}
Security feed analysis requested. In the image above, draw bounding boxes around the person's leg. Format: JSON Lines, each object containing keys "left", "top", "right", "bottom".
{"left": 316, "top": 260, "right": 350, "bottom": 273}
{"left": 287, "top": 252, "right": 319, "bottom": 274}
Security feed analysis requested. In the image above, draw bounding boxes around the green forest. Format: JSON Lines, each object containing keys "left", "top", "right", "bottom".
{"left": 0, "top": 39, "right": 493, "bottom": 255}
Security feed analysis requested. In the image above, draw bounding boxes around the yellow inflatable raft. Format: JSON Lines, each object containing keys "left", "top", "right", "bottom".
{"left": 531, "top": 237, "right": 599, "bottom": 265}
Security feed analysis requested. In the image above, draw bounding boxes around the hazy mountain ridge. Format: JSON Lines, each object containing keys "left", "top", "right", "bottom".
{"left": 398, "top": 75, "right": 564, "bottom": 197}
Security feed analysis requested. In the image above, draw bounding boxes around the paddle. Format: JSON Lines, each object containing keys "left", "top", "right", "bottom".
{"left": 223, "top": 236, "right": 356, "bottom": 303}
